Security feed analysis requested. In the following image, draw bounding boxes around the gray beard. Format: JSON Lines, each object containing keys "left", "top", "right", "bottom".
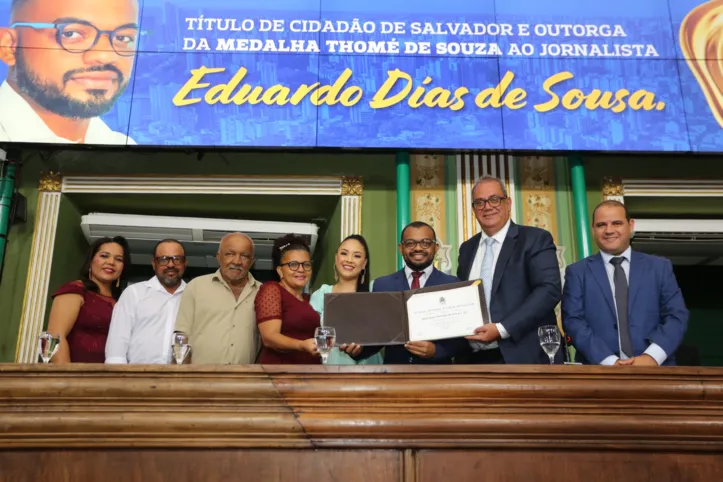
{"left": 158, "top": 274, "right": 182, "bottom": 288}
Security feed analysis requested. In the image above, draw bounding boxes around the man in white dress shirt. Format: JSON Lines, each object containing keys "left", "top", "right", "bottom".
{"left": 105, "top": 239, "right": 188, "bottom": 364}
{"left": 0, "top": 0, "right": 138, "bottom": 144}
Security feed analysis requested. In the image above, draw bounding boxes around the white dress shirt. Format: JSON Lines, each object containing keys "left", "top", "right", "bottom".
{"left": 469, "top": 219, "right": 511, "bottom": 341}
{"left": 599, "top": 247, "right": 667, "bottom": 366}
{"left": 0, "top": 81, "right": 135, "bottom": 145}
{"left": 105, "top": 276, "right": 186, "bottom": 364}
{"left": 404, "top": 263, "right": 435, "bottom": 288}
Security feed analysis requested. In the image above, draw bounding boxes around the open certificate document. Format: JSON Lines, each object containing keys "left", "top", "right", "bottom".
{"left": 323, "top": 280, "right": 489, "bottom": 345}
{"left": 406, "top": 284, "right": 484, "bottom": 341}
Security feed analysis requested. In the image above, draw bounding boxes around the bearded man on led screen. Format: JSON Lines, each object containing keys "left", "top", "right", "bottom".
{"left": 0, "top": 0, "right": 140, "bottom": 144}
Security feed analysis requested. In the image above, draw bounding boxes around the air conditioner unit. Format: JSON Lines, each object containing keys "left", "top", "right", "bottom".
{"left": 80, "top": 213, "right": 319, "bottom": 270}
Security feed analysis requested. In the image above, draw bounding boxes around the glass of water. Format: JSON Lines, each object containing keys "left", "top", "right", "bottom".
{"left": 314, "top": 326, "right": 336, "bottom": 364}
{"left": 37, "top": 331, "right": 60, "bottom": 363}
{"left": 538, "top": 325, "right": 561, "bottom": 365}
{"left": 172, "top": 332, "right": 191, "bottom": 365}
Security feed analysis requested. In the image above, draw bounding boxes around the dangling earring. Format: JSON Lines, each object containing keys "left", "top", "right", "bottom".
{"left": 116, "top": 278, "right": 120, "bottom": 288}
{"left": 333, "top": 265, "right": 339, "bottom": 282}
{"left": 88, "top": 268, "right": 92, "bottom": 280}
{"left": 360, "top": 269, "right": 366, "bottom": 284}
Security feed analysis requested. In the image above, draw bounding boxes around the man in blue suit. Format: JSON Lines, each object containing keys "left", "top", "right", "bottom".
{"left": 352, "top": 221, "right": 467, "bottom": 364}
{"left": 562, "top": 200, "right": 689, "bottom": 366}
{"left": 456, "top": 176, "right": 562, "bottom": 364}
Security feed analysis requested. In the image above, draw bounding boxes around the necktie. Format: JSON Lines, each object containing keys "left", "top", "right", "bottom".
{"left": 410, "top": 271, "right": 423, "bottom": 289}
{"left": 610, "top": 256, "right": 633, "bottom": 358}
{"left": 480, "top": 237, "right": 496, "bottom": 319}
{"left": 471, "top": 237, "right": 497, "bottom": 351}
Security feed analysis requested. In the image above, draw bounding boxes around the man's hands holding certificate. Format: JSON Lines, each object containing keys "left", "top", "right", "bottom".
{"left": 465, "top": 323, "right": 501, "bottom": 343}
{"left": 339, "top": 343, "right": 362, "bottom": 357}
{"left": 403, "top": 341, "right": 436, "bottom": 359}
{"left": 339, "top": 341, "right": 437, "bottom": 359}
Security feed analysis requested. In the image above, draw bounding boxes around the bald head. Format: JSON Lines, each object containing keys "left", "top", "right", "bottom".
{"left": 219, "top": 232, "right": 255, "bottom": 255}
{"left": 10, "top": 0, "right": 139, "bottom": 20}
{"left": 216, "top": 232, "right": 255, "bottom": 286}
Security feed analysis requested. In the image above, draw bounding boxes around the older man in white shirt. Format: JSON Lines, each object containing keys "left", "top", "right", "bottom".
{"left": 105, "top": 239, "right": 188, "bottom": 364}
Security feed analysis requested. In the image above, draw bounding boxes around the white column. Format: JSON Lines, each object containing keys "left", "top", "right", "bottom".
{"left": 16, "top": 190, "right": 62, "bottom": 363}
{"left": 340, "top": 176, "right": 363, "bottom": 240}
{"left": 340, "top": 195, "right": 362, "bottom": 240}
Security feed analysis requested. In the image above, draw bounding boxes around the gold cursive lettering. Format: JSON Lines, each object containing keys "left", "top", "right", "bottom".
{"left": 369, "top": 69, "right": 468, "bottom": 110}
{"left": 475, "top": 71, "right": 527, "bottom": 109}
{"left": 173, "top": 66, "right": 225, "bottom": 106}
{"left": 535, "top": 71, "right": 664, "bottom": 113}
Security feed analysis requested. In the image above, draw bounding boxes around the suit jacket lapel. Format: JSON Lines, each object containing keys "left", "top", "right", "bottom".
{"left": 395, "top": 269, "right": 410, "bottom": 290}
{"left": 427, "top": 268, "right": 442, "bottom": 286}
{"left": 491, "top": 222, "right": 518, "bottom": 296}
{"left": 460, "top": 233, "right": 481, "bottom": 281}
{"left": 628, "top": 251, "right": 644, "bottom": 315}
{"left": 588, "top": 254, "right": 616, "bottom": 316}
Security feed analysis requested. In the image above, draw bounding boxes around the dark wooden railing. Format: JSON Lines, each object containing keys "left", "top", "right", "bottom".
{"left": 1, "top": 364, "right": 722, "bottom": 481}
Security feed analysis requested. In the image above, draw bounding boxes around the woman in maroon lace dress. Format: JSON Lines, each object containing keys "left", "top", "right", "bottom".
{"left": 47, "top": 236, "right": 130, "bottom": 363}
{"left": 255, "top": 234, "right": 321, "bottom": 364}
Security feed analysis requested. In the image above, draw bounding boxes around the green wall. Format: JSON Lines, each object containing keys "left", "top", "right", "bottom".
{"left": 0, "top": 150, "right": 399, "bottom": 360}
{"left": 553, "top": 157, "right": 578, "bottom": 263}
{"left": 0, "top": 154, "right": 43, "bottom": 362}
{"left": 44, "top": 150, "right": 399, "bottom": 282}
{"left": 314, "top": 197, "right": 342, "bottom": 290}
{"left": 579, "top": 155, "right": 723, "bottom": 256}
{"left": 44, "top": 196, "right": 88, "bottom": 327}
{"left": 581, "top": 155, "right": 723, "bottom": 366}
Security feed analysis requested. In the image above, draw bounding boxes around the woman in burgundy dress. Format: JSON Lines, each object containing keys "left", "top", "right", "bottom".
{"left": 255, "top": 234, "right": 321, "bottom": 364}
{"left": 47, "top": 236, "right": 130, "bottom": 363}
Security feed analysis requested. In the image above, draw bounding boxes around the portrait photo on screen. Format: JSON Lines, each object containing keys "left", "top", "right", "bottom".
{"left": 0, "top": 0, "right": 140, "bottom": 145}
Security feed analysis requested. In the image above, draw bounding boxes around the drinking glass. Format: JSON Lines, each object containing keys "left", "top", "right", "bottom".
{"left": 538, "top": 325, "right": 561, "bottom": 365}
{"left": 314, "top": 326, "right": 336, "bottom": 364}
{"left": 172, "top": 332, "right": 191, "bottom": 365}
{"left": 37, "top": 331, "right": 60, "bottom": 363}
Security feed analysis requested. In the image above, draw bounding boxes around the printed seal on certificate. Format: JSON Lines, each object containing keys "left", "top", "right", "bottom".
{"left": 323, "top": 280, "right": 489, "bottom": 346}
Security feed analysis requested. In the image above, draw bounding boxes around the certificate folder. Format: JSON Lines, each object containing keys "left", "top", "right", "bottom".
{"left": 322, "top": 280, "right": 489, "bottom": 346}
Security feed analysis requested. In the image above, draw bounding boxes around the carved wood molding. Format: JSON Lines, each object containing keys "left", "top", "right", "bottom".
{"left": 1, "top": 365, "right": 722, "bottom": 451}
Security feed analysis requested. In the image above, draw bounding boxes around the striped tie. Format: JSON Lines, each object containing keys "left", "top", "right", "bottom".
{"left": 472, "top": 237, "right": 498, "bottom": 351}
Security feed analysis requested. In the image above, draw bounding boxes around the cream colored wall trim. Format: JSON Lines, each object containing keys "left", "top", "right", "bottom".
{"left": 15, "top": 188, "right": 61, "bottom": 363}
{"left": 61, "top": 174, "right": 344, "bottom": 195}
{"left": 603, "top": 178, "right": 723, "bottom": 202}
{"left": 456, "top": 153, "right": 516, "bottom": 243}
{"left": 625, "top": 179, "right": 723, "bottom": 197}
{"left": 15, "top": 172, "right": 362, "bottom": 363}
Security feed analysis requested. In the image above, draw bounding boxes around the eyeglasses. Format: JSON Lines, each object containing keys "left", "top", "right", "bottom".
{"left": 280, "top": 261, "right": 313, "bottom": 272}
{"left": 11, "top": 21, "right": 144, "bottom": 57}
{"left": 155, "top": 256, "right": 186, "bottom": 266}
{"left": 401, "top": 238, "right": 436, "bottom": 249}
{"left": 472, "top": 196, "right": 507, "bottom": 210}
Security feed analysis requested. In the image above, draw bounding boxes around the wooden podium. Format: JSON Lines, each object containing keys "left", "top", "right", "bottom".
{"left": 1, "top": 364, "right": 722, "bottom": 481}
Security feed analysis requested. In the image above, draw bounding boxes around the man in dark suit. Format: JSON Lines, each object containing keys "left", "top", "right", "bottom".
{"left": 456, "top": 176, "right": 562, "bottom": 364}
{"left": 351, "top": 221, "right": 467, "bottom": 364}
{"left": 562, "top": 200, "right": 689, "bottom": 366}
